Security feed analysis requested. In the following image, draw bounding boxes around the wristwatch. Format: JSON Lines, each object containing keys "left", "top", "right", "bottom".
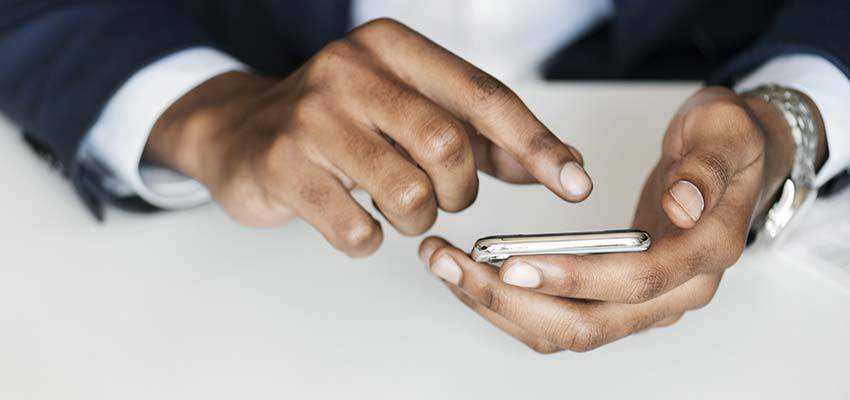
{"left": 745, "top": 84, "right": 820, "bottom": 245}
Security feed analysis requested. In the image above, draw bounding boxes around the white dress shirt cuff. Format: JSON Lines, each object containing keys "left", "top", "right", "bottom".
{"left": 735, "top": 54, "right": 850, "bottom": 187}
{"left": 79, "top": 47, "right": 247, "bottom": 209}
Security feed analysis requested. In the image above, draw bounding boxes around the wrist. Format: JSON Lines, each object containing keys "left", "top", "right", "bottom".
{"left": 144, "top": 71, "right": 272, "bottom": 186}
{"left": 741, "top": 90, "right": 827, "bottom": 215}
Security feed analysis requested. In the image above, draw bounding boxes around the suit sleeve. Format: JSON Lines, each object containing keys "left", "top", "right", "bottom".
{"left": 0, "top": 0, "right": 212, "bottom": 172}
{"left": 710, "top": 0, "right": 850, "bottom": 86}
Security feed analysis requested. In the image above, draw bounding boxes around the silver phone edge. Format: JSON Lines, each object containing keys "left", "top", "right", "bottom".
{"left": 470, "top": 230, "right": 651, "bottom": 265}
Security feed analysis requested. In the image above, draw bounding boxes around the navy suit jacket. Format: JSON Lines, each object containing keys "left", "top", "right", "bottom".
{"left": 1, "top": 0, "right": 849, "bottom": 217}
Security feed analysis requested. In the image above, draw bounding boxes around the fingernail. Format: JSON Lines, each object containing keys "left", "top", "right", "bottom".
{"left": 669, "top": 180, "right": 704, "bottom": 222}
{"left": 419, "top": 242, "right": 438, "bottom": 264}
{"left": 431, "top": 255, "right": 462, "bottom": 285}
{"left": 502, "top": 261, "right": 541, "bottom": 288}
{"left": 559, "top": 162, "right": 592, "bottom": 198}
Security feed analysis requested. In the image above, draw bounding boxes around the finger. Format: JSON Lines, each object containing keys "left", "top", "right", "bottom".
{"left": 504, "top": 153, "right": 762, "bottom": 303}
{"left": 349, "top": 19, "right": 592, "bottom": 202}
{"left": 418, "top": 235, "right": 448, "bottom": 264}
{"left": 500, "top": 201, "right": 753, "bottom": 304}
{"left": 445, "top": 283, "right": 562, "bottom": 354}
{"left": 419, "top": 237, "right": 560, "bottom": 354}
{"left": 426, "top": 243, "right": 601, "bottom": 351}
{"left": 652, "top": 313, "right": 684, "bottom": 328}
{"left": 426, "top": 239, "right": 723, "bottom": 351}
{"left": 467, "top": 130, "right": 537, "bottom": 184}
{"left": 280, "top": 164, "right": 383, "bottom": 257}
{"left": 314, "top": 122, "right": 438, "bottom": 236}
{"left": 662, "top": 97, "right": 764, "bottom": 228}
{"left": 589, "top": 272, "right": 721, "bottom": 340}
{"left": 362, "top": 80, "right": 479, "bottom": 212}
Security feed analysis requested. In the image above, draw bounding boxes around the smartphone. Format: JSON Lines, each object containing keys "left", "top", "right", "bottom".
{"left": 470, "top": 229, "right": 651, "bottom": 265}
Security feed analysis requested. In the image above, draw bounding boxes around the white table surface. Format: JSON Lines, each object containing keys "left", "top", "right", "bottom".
{"left": 1, "top": 83, "right": 848, "bottom": 399}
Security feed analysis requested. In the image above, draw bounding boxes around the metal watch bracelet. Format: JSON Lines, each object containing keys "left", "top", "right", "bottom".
{"left": 745, "top": 84, "right": 820, "bottom": 243}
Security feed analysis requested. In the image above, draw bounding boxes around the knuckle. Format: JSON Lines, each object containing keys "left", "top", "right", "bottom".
{"left": 693, "top": 285, "right": 717, "bottom": 310}
{"left": 373, "top": 80, "right": 415, "bottom": 115}
{"left": 694, "top": 100, "right": 751, "bottom": 126}
{"left": 561, "top": 315, "right": 607, "bottom": 353}
{"left": 441, "top": 188, "right": 479, "bottom": 214}
{"left": 305, "top": 39, "right": 357, "bottom": 81}
{"left": 352, "top": 17, "right": 404, "bottom": 37}
{"left": 260, "top": 136, "right": 297, "bottom": 176}
{"left": 297, "top": 183, "right": 332, "bottom": 208}
{"left": 693, "top": 150, "right": 733, "bottom": 194}
{"left": 219, "top": 183, "right": 296, "bottom": 228}
{"left": 524, "top": 131, "right": 564, "bottom": 158}
{"left": 629, "top": 262, "right": 671, "bottom": 303}
{"left": 348, "top": 18, "right": 411, "bottom": 51}
{"left": 334, "top": 217, "right": 381, "bottom": 255}
{"left": 527, "top": 340, "right": 561, "bottom": 355}
{"left": 560, "top": 272, "right": 581, "bottom": 297}
{"left": 628, "top": 310, "right": 668, "bottom": 332}
{"left": 421, "top": 118, "right": 469, "bottom": 167}
{"left": 691, "top": 100, "right": 763, "bottom": 145}
{"left": 468, "top": 73, "right": 515, "bottom": 108}
{"left": 388, "top": 173, "right": 434, "bottom": 215}
{"left": 474, "top": 282, "right": 503, "bottom": 313}
{"left": 684, "top": 95, "right": 766, "bottom": 164}
{"left": 343, "top": 133, "right": 389, "bottom": 165}
{"left": 696, "top": 86, "right": 737, "bottom": 99}
{"left": 289, "top": 92, "right": 325, "bottom": 125}
{"left": 320, "top": 39, "right": 356, "bottom": 62}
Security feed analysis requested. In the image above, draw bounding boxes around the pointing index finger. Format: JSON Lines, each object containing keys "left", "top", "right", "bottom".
{"left": 349, "top": 19, "right": 593, "bottom": 202}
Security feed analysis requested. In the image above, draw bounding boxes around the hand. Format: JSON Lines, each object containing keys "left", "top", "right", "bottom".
{"left": 419, "top": 87, "right": 826, "bottom": 353}
{"left": 144, "top": 18, "right": 592, "bottom": 257}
